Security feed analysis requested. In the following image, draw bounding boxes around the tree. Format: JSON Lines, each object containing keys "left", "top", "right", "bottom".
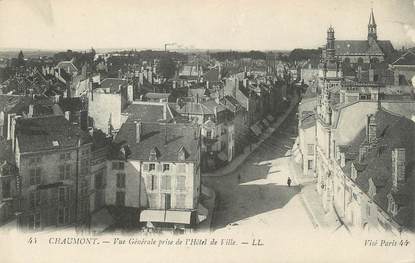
{"left": 158, "top": 56, "right": 176, "bottom": 79}
{"left": 17, "top": 50, "right": 24, "bottom": 67}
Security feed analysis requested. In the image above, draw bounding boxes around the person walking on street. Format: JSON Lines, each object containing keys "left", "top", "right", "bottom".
{"left": 287, "top": 177, "right": 292, "bottom": 187}
{"left": 238, "top": 173, "right": 241, "bottom": 183}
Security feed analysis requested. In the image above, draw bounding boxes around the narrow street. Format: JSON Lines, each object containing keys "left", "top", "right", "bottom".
{"left": 203, "top": 110, "right": 316, "bottom": 234}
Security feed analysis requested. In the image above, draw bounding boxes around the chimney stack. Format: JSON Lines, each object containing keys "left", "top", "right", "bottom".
{"left": 135, "top": 121, "right": 142, "bottom": 143}
{"left": 392, "top": 148, "right": 406, "bottom": 192}
{"left": 65, "top": 111, "right": 71, "bottom": 121}
{"left": 163, "top": 103, "right": 167, "bottom": 120}
{"left": 366, "top": 114, "right": 376, "bottom": 144}
{"left": 28, "top": 104, "right": 34, "bottom": 118}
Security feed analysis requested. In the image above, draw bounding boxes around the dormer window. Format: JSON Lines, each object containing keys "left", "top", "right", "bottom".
{"left": 351, "top": 163, "right": 357, "bottom": 181}
{"left": 387, "top": 193, "right": 398, "bottom": 216}
{"left": 149, "top": 147, "right": 159, "bottom": 161}
{"left": 178, "top": 146, "right": 187, "bottom": 161}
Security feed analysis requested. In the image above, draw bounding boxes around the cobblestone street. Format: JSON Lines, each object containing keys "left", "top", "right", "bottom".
{"left": 203, "top": 111, "right": 318, "bottom": 234}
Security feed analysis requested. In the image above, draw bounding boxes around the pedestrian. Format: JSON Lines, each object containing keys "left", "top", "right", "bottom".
{"left": 238, "top": 173, "right": 241, "bottom": 183}
{"left": 287, "top": 177, "right": 292, "bottom": 187}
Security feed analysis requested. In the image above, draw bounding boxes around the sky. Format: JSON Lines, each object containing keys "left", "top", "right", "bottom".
{"left": 0, "top": 0, "right": 415, "bottom": 51}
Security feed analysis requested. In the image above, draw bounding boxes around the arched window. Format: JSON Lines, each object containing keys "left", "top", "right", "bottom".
{"left": 357, "top": 57, "right": 364, "bottom": 64}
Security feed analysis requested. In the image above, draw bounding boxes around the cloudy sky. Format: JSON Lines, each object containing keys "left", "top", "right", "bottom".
{"left": 0, "top": 0, "right": 414, "bottom": 51}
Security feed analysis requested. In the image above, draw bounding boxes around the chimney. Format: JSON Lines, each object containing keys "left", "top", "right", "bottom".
{"left": 340, "top": 152, "right": 346, "bottom": 168}
{"left": 358, "top": 145, "right": 368, "bottom": 163}
{"left": 135, "top": 121, "right": 142, "bottom": 143}
{"left": 243, "top": 79, "right": 248, "bottom": 88}
{"left": 173, "top": 81, "right": 177, "bottom": 89}
{"left": 366, "top": 114, "right": 377, "bottom": 144}
{"left": 65, "top": 111, "right": 71, "bottom": 121}
{"left": 206, "top": 81, "right": 209, "bottom": 89}
{"left": 163, "top": 104, "right": 167, "bottom": 120}
{"left": 214, "top": 106, "right": 218, "bottom": 120}
{"left": 369, "top": 68, "right": 374, "bottom": 82}
{"left": 28, "top": 104, "right": 34, "bottom": 118}
{"left": 88, "top": 127, "right": 94, "bottom": 137}
{"left": 392, "top": 148, "right": 406, "bottom": 192}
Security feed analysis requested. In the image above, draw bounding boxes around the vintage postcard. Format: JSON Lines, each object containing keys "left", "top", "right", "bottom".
{"left": 0, "top": 0, "right": 414, "bottom": 262}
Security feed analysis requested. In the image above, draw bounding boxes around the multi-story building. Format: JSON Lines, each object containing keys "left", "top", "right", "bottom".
{"left": 321, "top": 9, "right": 395, "bottom": 64}
{"left": 172, "top": 100, "right": 235, "bottom": 171}
{"left": 108, "top": 121, "right": 203, "bottom": 231}
{"left": 0, "top": 139, "right": 18, "bottom": 225}
{"left": 13, "top": 115, "right": 92, "bottom": 230}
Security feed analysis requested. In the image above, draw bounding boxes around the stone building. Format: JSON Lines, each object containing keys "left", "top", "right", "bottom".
{"left": 321, "top": 9, "right": 395, "bottom": 64}
{"left": 13, "top": 115, "right": 92, "bottom": 230}
{"left": 108, "top": 121, "right": 204, "bottom": 231}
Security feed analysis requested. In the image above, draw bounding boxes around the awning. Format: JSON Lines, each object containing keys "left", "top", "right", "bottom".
{"left": 217, "top": 151, "right": 228, "bottom": 161}
{"left": 140, "top": 209, "right": 192, "bottom": 225}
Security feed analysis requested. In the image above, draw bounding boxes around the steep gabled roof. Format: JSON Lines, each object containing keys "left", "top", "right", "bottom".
{"left": 16, "top": 115, "right": 91, "bottom": 153}
{"left": 112, "top": 122, "right": 200, "bottom": 162}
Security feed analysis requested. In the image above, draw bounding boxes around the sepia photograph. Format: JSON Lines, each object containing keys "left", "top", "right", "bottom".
{"left": 0, "top": 0, "right": 414, "bottom": 262}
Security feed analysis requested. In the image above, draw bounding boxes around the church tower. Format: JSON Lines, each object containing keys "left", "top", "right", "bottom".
{"left": 326, "top": 26, "right": 336, "bottom": 59}
{"left": 368, "top": 8, "right": 377, "bottom": 42}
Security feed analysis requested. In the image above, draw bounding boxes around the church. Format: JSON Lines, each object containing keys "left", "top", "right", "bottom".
{"left": 322, "top": 9, "right": 395, "bottom": 64}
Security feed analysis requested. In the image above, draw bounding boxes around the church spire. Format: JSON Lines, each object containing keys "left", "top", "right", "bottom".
{"left": 369, "top": 8, "right": 376, "bottom": 26}
{"left": 368, "top": 8, "right": 377, "bottom": 41}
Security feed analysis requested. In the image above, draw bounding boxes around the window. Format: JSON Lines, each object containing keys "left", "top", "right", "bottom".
{"left": 176, "top": 176, "right": 186, "bottom": 191}
{"left": 112, "top": 161, "right": 124, "bottom": 170}
{"left": 161, "top": 176, "right": 171, "bottom": 191}
{"left": 177, "top": 164, "right": 186, "bottom": 173}
{"left": 60, "top": 154, "right": 66, "bottom": 161}
{"left": 58, "top": 187, "right": 69, "bottom": 202}
{"left": 95, "top": 170, "right": 104, "bottom": 189}
{"left": 116, "top": 191, "right": 125, "bottom": 206}
{"left": 206, "top": 130, "right": 212, "bottom": 139}
{"left": 149, "top": 163, "right": 155, "bottom": 171}
{"left": 29, "top": 191, "right": 41, "bottom": 209}
{"left": 307, "top": 144, "right": 314, "bottom": 155}
{"left": 81, "top": 159, "right": 89, "bottom": 175}
{"left": 308, "top": 160, "right": 313, "bottom": 170}
{"left": 29, "top": 157, "right": 41, "bottom": 165}
{"left": 163, "top": 164, "right": 170, "bottom": 172}
{"left": 116, "top": 173, "right": 126, "bottom": 188}
{"left": 58, "top": 207, "right": 69, "bottom": 225}
{"left": 2, "top": 179, "right": 11, "bottom": 198}
{"left": 65, "top": 164, "right": 71, "bottom": 179}
{"left": 175, "top": 194, "right": 186, "bottom": 209}
{"left": 366, "top": 205, "right": 371, "bottom": 217}
{"left": 59, "top": 164, "right": 71, "bottom": 180}
{"left": 28, "top": 212, "right": 41, "bottom": 229}
{"left": 149, "top": 175, "right": 157, "bottom": 191}
{"left": 29, "top": 168, "right": 41, "bottom": 185}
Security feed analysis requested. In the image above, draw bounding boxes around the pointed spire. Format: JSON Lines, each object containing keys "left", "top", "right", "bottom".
{"left": 369, "top": 8, "right": 376, "bottom": 25}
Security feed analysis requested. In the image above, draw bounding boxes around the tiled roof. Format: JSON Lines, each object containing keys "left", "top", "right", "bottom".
{"left": 58, "top": 97, "right": 88, "bottom": 112}
{"left": 391, "top": 51, "right": 415, "bottom": 66}
{"left": 334, "top": 40, "right": 383, "bottom": 55}
{"left": 56, "top": 61, "right": 78, "bottom": 73}
{"left": 100, "top": 78, "right": 128, "bottom": 93}
{"left": 343, "top": 110, "right": 415, "bottom": 227}
{"left": 0, "top": 139, "right": 13, "bottom": 164}
{"left": 144, "top": 92, "right": 171, "bottom": 100}
{"left": 112, "top": 122, "right": 200, "bottom": 162}
{"left": 9, "top": 96, "right": 55, "bottom": 117}
{"left": 123, "top": 102, "right": 174, "bottom": 123}
{"left": 0, "top": 95, "right": 25, "bottom": 112}
{"left": 300, "top": 112, "right": 316, "bottom": 129}
{"left": 16, "top": 115, "right": 91, "bottom": 153}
